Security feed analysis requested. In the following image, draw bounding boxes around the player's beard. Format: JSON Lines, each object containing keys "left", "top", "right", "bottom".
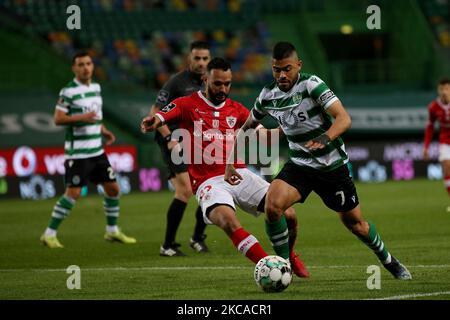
{"left": 77, "top": 70, "right": 92, "bottom": 84}
{"left": 277, "top": 79, "right": 293, "bottom": 92}
{"left": 208, "top": 87, "right": 228, "bottom": 105}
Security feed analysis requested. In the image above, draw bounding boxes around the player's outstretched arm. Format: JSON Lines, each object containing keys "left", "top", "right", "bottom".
{"left": 225, "top": 115, "right": 259, "bottom": 185}
{"left": 140, "top": 115, "right": 163, "bottom": 133}
{"left": 149, "top": 104, "right": 173, "bottom": 140}
{"left": 305, "top": 100, "right": 351, "bottom": 150}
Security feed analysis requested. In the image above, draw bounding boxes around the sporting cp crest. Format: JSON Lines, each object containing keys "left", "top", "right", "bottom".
{"left": 293, "top": 92, "right": 303, "bottom": 104}
{"left": 226, "top": 116, "right": 237, "bottom": 128}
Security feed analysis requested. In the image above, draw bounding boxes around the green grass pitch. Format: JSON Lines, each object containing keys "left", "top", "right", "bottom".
{"left": 1, "top": 179, "right": 449, "bottom": 300}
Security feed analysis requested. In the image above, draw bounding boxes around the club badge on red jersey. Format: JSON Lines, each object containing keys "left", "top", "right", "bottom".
{"left": 226, "top": 116, "right": 237, "bottom": 128}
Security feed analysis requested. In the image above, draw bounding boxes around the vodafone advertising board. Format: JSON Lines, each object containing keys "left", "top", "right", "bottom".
{"left": 0, "top": 145, "right": 136, "bottom": 177}
{"left": 0, "top": 145, "right": 164, "bottom": 200}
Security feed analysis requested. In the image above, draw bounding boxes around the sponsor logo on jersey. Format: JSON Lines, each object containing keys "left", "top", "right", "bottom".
{"left": 195, "top": 108, "right": 207, "bottom": 114}
{"left": 213, "top": 119, "right": 220, "bottom": 128}
{"left": 156, "top": 90, "right": 169, "bottom": 105}
{"left": 160, "top": 102, "right": 176, "bottom": 113}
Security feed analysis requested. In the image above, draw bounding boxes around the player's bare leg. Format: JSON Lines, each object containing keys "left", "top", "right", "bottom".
{"left": 208, "top": 205, "right": 268, "bottom": 264}
{"left": 172, "top": 172, "right": 193, "bottom": 203}
{"left": 339, "top": 205, "right": 411, "bottom": 280}
{"left": 264, "top": 179, "right": 301, "bottom": 260}
{"left": 102, "top": 181, "right": 136, "bottom": 244}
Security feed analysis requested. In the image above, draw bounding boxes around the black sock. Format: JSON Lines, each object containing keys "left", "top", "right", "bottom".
{"left": 192, "top": 206, "right": 207, "bottom": 241}
{"left": 163, "top": 198, "right": 187, "bottom": 247}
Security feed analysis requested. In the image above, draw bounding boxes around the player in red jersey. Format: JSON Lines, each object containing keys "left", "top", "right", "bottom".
{"left": 141, "top": 58, "right": 309, "bottom": 277}
{"left": 423, "top": 78, "right": 450, "bottom": 201}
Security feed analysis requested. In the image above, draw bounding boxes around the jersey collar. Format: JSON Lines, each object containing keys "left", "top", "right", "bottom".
{"left": 197, "top": 91, "right": 226, "bottom": 109}
{"left": 74, "top": 78, "right": 92, "bottom": 87}
{"left": 437, "top": 97, "right": 450, "bottom": 109}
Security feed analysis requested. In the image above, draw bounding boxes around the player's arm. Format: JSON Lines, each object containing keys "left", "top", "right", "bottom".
{"left": 141, "top": 114, "right": 163, "bottom": 133}
{"left": 423, "top": 105, "right": 436, "bottom": 160}
{"left": 101, "top": 124, "right": 116, "bottom": 146}
{"left": 141, "top": 101, "right": 182, "bottom": 133}
{"left": 149, "top": 103, "right": 174, "bottom": 142}
{"left": 304, "top": 100, "right": 351, "bottom": 150}
{"left": 304, "top": 77, "right": 350, "bottom": 150}
{"left": 53, "top": 91, "right": 97, "bottom": 125}
{"left": 53, "top": 107, "right": 97, "bottom": 125}
{"left": 224, "top": 108, "right": 264, "bottom": 185}
{"left": 149, "top": 82, "right": 179, "bottom": 147}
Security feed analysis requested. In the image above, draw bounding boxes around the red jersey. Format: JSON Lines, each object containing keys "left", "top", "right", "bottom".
{"left": 424, "top": 98, "right": 450, "bottom": 149}
{"left": 156, "top": 91, "right": 249, "bottom": 192}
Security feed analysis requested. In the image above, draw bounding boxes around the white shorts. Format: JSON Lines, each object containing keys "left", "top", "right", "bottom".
{"left": 439, "top": 144, "right": 450, "bottom": 162}
{"left": 195, "top": 168, "right": 269, "bottom": 224}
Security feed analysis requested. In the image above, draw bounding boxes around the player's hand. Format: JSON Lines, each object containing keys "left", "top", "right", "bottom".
{"left": 224, "top": 165, "right": 243, "bottom": 185}
{"left": 305, "top": 133, "right": 330, "bottom": 151}
{"left": 423, "top": 148, "right": 429, "bottom": 161}
{"left": 102, "top": 129, "right": 116, "bottom": 146}
{"left": 141, "top": 116, "right": 156, "bottom": 133}
{"left": 80, "top": 111, "right": 98, "bottom": 123}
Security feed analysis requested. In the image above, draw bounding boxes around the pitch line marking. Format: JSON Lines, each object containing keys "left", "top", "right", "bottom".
{"left": 366, "top": 291, "right": 450, "bottom": 300}
{"left": 1, "top": 264, "right": 450, "bottom": 273}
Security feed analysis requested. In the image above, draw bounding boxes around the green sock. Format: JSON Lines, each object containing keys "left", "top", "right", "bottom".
{"left": 357, "top": 221, "right": 391, "bottom": 264}
{"left": 48, "top": 196, "right": 75, "bottom": 230}
{"left": 265, "top": 215, "right": 290, "bottom": 260}
{"left": 104, "top": 196, "right": 120, "bottom": 227}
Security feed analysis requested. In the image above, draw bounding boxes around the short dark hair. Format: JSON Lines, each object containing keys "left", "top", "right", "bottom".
{"left": 72, "top": 51, "right": 91, "bottom": 65}
{"left": 190, "top": 41, "right": 210, "bottom": 51}
{"left": 207, "top": 57, "right": 231, "bottom": 72}
{"left": 272, "top": 41, "right": 297, "bottom": 60}
{"left": 439, "top": 77, "right": 450, "bottom": 86}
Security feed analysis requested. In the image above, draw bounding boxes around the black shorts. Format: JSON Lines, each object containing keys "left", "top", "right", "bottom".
{"left": 156, "top": 137, "right": 188, "bottom": 180}
{"left": 64, "top": 153, "right": 116, "bottom": 188}
{"left": 275, "top": 161, "right": 359, "bottom": 212}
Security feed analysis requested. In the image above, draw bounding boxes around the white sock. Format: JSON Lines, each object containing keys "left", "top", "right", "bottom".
{"left": 106, "top": 225, "right": 119, "bottom": 233}
{"left": 45, "top": 228, "right": 57, "bottom": 237}
{"left": 382, "top": 253, "right": 392, "bottom": 265}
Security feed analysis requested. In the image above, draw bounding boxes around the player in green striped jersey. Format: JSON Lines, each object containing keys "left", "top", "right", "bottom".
{"left": 40, "top": 51, "right": 136, "bottom": 248}
{"left": 226, "top": 42, "right": 411, "bottom": 280}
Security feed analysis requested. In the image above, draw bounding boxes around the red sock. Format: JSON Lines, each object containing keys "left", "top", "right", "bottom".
{"left": 445, "top": 175, "right": 450, "bottom": 196}
{"left": 229, "top": 228, "right": 268, "bottom": 264}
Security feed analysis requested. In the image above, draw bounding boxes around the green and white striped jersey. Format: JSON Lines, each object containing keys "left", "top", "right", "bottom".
{"left": 56, "top": 78, "right": 104, "bottom": 159}
{"left": 251, "top": 73, "right": 348, "bottom": 171}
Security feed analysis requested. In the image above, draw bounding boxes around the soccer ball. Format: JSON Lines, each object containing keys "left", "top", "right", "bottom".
{"left": 254, "top": 255, "right": 292, "bottom": 293}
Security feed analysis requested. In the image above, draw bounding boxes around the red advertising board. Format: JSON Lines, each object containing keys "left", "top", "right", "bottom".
{"left": 0, "top": 145, "right": 137, "bottom": 177}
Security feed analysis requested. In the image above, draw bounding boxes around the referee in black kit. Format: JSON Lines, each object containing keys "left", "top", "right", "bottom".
{"left": 148, "top": 41, "right": 211, "bottom": 256}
